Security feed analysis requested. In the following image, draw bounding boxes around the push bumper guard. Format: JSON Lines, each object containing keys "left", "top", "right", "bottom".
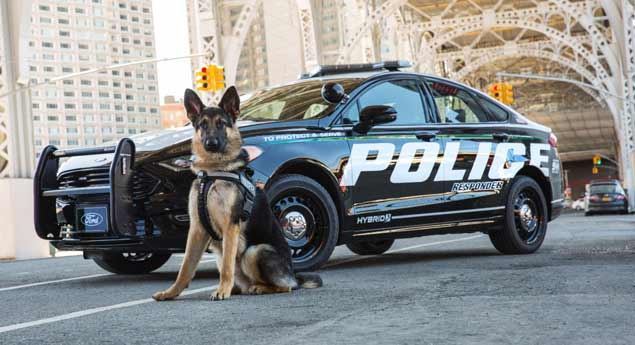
{"left": 34, "top": 138, "right": 137, "bottom": 240}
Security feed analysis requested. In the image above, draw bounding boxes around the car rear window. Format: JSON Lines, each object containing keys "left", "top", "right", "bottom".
{"left": 590, "top": 184, "right": 622, "bottom": 194}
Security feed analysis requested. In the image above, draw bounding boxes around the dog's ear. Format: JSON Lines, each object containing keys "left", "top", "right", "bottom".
{"left": 184, "top": 89, "right": 204, "bottom": 124}
{"left": 219, "top": 86, "right": 240, "bottom": 122}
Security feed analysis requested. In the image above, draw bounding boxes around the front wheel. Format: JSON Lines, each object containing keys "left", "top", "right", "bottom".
{"left": 346, "top": 240, "right": 394, "bottom": 255}
{"left": 92, "top": 252, "right": 171, "bottom": 274}
{"left": 489, "top": 176, "right": 548, "bottom": 254}
{"left": 268, "top": 174, "right": 339, "bottom": 272}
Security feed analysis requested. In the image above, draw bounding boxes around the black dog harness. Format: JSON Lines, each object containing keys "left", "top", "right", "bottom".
{"left": 196, "top": 170, "right": 256, "bottom": 241}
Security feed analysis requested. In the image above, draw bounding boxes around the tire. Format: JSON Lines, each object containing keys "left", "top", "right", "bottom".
{"left": 92, "top": 252, "right": 171, "bottom": 274}
{"left": 267, "top": 174, "right": 339, "bottom": 271}
{"left": 346, "top": 239, "right": 394, "bottom": 255}
{"left": 489, "top": 176, "right": 548, "bottom": 255}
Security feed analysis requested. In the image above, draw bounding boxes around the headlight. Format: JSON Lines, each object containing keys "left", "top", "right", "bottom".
{"left": 243, "top": 145, "right": 263, "bottom": 162}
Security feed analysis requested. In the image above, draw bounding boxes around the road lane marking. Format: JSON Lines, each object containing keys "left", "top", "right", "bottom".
{"left": 324, "top": 234, "right": 484, "bottom": 268}
{"left": 0, "top": 285, "right": 218, "bottom": 334}
{"left": 0, "top": 274, "right": 111, "bottom": 292}
{"left": 2, "top": 258, "right": 216, "bottom": 292}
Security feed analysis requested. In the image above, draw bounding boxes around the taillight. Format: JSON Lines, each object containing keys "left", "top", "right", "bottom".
{"left": 548, "top": 133, "right": 558, "bottom": 148}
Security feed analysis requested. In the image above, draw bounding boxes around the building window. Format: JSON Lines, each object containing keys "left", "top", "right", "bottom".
{"left": 47, "top": 115, "right": 59, "bottom": 121}
{"left": 81, "top": 91, "right": 93, "bottom": 98}
{"left": 80, "top": 80, "right": 91, "bottom": 86}
{"left": 42, "top": 42, "right": 54, "bottom": 48}
{"left": 65, "top": 115, "right": 77, "bottom": 121}
{"left": 57, "top": 6, "right": 68, "bottom": 13}
{"left": 63, "top": 91, "right": 75, "bottom": 97}
{"left": 82, "top": 104, "right": 94, "bottom": 110}
{"left": 46, "top": 103, "right": 58, "bottom": 109}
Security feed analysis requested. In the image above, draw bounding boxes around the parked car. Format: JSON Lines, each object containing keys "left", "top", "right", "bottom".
{"left": 585, "top": 179, "right": 629, "bottom": 215}
{"left": 34, "top": 61, "right": 564, "bottom": 274}
{"left": 571, "top": 197, "right": 585, "bottom": 211}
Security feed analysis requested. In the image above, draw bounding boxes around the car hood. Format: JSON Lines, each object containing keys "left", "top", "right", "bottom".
{"left": 56, "top": 119, "right": 292, "bottom": 174}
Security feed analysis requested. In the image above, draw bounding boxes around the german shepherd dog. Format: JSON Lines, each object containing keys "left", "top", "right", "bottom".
{"left": 153, "top": 87, "right": 321, "bottom": 301}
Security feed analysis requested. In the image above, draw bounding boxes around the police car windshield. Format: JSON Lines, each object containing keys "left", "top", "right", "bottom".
{"left": 239, "top": 79, "right": 362, "bottom": 122}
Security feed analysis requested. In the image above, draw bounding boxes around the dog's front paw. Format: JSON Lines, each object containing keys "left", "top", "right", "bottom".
{"left": 153, "top": 290, "right": 177, "bottom": 301}
{"left": 210, "top": 287, "right": 232, "bottom": 301}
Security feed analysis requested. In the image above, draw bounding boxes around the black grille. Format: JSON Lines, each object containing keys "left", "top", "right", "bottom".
{"left": 58, "top": 168, "right": 160, "bottom": 200}
{"left": 58, "top": 168, "right": 110, "bottom": 188}
{"left": 131, "top": 171, "right": 161, "bottom": 200}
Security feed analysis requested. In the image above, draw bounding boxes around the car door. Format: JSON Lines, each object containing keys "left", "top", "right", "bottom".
{"left": 423, "top": 78, "right": 508, "bottom": 219}
{"left": 338, "top": 77, "right": 447, "bottom": 234}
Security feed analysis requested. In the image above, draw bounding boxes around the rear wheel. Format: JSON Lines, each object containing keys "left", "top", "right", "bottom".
{"left": 92, "top": 252, "right": 171, "bottom": 274}
{"left": 346, "top": 239, "right": 394, "bottom": 255}
{"left": 268, "top": 174, "right": 339, "bottom": 272}
{"left": 489, "top": 176, "right": 547, "bottom": 254}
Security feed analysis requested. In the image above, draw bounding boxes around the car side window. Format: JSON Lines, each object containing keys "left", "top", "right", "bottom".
{"left": 478, "top": 97, "right": 509, "bottom": 122}
{"left": 426, "top": 80, "right": 490, "bottom": 124}
{"left": 345, "top": 79, "right": 426, "bottom": 125}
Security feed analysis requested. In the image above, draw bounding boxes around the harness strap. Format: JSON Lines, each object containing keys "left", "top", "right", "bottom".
{"left": 196, "top": 170, "right": 256, "bottom": 241}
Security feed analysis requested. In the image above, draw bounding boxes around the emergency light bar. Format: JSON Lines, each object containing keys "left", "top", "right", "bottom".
{"left": 302, "top": 60, "right": 412, "bottom": 79}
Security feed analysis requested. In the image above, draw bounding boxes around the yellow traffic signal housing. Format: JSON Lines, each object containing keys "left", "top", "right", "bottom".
{"left": 488, "top": 83, "right": 502, "bottom": 102}
{"left": 502, "top": 82, "right": 514, "bottom": 105}
{"left": 593, "top": 154, "right": 602, "bottom": 166}
{"left": 195, "top": 64, "right": 226, "bottom": 92}
{"left": 195, "top": 66, "right": 212, "bottom": 91}
{"left": 592, "top": 166, "right": 599, "bottom": 174}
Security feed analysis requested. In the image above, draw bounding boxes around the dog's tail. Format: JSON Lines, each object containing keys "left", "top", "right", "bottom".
{"left": 295, "top": 273, "right": 322, "bottom": 289}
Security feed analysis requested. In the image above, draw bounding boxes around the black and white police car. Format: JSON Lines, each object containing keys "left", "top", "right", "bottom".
{"left": 34, "top": 61, "right": 564, "bottom": 273}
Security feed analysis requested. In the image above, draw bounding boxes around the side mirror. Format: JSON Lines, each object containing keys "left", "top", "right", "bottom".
{"left": 321, "top": 82, "right": 347, "bottom": 104}
{"left": 353, "top": 105, "right": 397, "bottom": 134}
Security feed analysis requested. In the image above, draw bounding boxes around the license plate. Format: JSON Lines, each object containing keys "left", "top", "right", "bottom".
{"left": 602, "top": 197, "right": 611, "bottom": 202}
{"left": 76, "top": 205, "right": 109, "bottom": 232}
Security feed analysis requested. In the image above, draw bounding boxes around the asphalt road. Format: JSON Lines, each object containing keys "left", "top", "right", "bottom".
{"left": 1, "top": 212, "right": 634, "bottom": 345}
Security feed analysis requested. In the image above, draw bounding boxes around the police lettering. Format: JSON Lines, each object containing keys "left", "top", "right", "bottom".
{"left": 340, "top": 142, "right": 550, "bottom": 186}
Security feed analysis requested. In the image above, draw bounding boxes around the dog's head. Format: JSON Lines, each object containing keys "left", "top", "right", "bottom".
{"left": 184, "top": 87, "right": 242, "bottom": 160}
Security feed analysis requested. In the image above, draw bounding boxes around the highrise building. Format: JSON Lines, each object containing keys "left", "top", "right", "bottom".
{"left": 186, "top": 0, "right": 339, "bottom": 95}
{"left": 28, "top": 0, "right": 161, "bottom": 154}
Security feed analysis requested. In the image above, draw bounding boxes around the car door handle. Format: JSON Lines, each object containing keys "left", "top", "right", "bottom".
{"left": 493, "top": 133, "right": 510, "bottom": 142}
{"left": 415, "top": 131, "right": 437, "bottom": 141}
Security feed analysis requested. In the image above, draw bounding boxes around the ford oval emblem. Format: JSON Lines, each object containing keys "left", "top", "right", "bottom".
{"left": 81, "top": 213, "right": 104, "bottom": 227}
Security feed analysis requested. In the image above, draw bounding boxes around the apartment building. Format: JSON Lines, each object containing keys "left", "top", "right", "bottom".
{"left": 28, "top": 0, "right": 161, "bottom": 153}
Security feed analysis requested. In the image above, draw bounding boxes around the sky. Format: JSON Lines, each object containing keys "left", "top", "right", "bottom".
{"left": 151, "top": 0, "right": 192, "bottom": 104}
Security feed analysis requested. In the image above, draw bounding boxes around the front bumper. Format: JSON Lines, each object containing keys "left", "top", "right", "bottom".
{"left": 34, "top": 138, "right": 184, "bottom": 252}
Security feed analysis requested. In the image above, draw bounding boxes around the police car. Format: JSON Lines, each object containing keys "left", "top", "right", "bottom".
{"left": 34, "top": 61, "right": 564, "bottom": 273}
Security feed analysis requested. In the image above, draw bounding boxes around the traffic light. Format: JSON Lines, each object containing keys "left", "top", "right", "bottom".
{"left": 195, "top": 66, "right": 211, "bottom": 91}
{"left": 195, "top": 64, "right": 226, "bottom": 92}
{"left": 488, "top": 83, "right": 502, "bottom": 102}
{"left": 488, "top": 83, "right": 514, "bottom": 105}
{"left": 592, "top": 166, "right": 599, "bottom": 174}
{"left": 211, "top": 65, "right": 225, "bottom": 91}
{"left": 593, "top": 154, "right": 602, "bottom": 166}
{"left": 502, "top": 82, "right": 514, "bottom": 105}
